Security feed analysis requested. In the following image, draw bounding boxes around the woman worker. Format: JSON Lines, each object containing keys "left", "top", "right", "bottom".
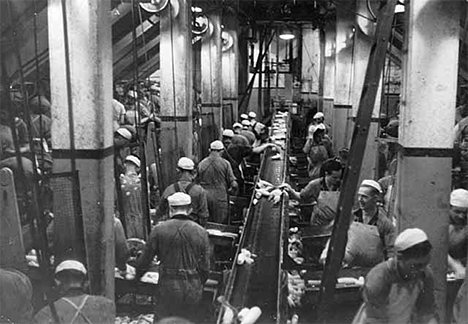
{"left": 303, "top": 123, "right": 334, "bottom": 179}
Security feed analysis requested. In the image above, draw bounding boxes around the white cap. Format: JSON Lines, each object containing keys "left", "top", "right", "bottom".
{"left": 248, "top": 111, "right": 257, "bottom": 119}
{"left": 223, "top": 129, "right": 234, "bottom": 138}
{"left": 233, "top": 122, "right": 242, "bottom": 129}
{"left": 360, "top": 179, "right": 382, "bottom": 194}
{"left": 177, "top": 157, "right": 195, "bottom": 171}
{"left": 125, "top": 155, "right": 141, "bottom": 168}
{"left": 167, "top": 192, "right": 191, "bottom": 207}
{"left": 450, "top": 189, "right": 468, "bottom": 208}
{"left": 127, "top": 90, "right": 138, "bottom": 99}
{"left": 116, "top": 128, "right": 132, "bottom": 140}
{"left": 395, "top": 228, "right": 428, "bottom": 252}
{"left": 55, "top": 260, "right": 87, "bottom": 275}
{"left": 240, "top": 114, "right": 249, "bottom": 120}
{"left": 314, "top": 112, "right": 325, "bottom": 119}
{"left": 241, "top": 120, "right": 251, "bottom": 126}
{"left": 210, "top": 140, "right": 224, "bottom": 150}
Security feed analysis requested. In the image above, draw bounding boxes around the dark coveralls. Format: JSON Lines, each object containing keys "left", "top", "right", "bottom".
{"left": 155, "top": 174, "right": 209, "bottom": 227}
{"left": 135, "top": 215, "right": 211, "bottom": 322}
{"left": 34, "top": 289, "right": 115, "bottom": 324}
{"left": 198, "top": 154, "right": 237, "bottom": 224}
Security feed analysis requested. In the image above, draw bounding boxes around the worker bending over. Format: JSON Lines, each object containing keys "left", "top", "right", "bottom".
{"left": 353, "top": 228, "right": 438, "bottom": 324}
{"left": 34, "top": 260, "right": 115, "bottom": 324}
{"left": 135, "top": 192, "right": 211, "bottom": 322}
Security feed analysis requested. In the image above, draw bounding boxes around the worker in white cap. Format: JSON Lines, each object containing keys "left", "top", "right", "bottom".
{"left": 447, "top": 188, "right": 468, "bottom": 279}
{"left": 233, "top": 122, "right": 243, "bottom": 133}
{"left": 155, "top": 157, "right": 209, "bottom": 226}
{"left": 312, "top": 111, "right": 332, "bottom": 137}
{"left": 222, "top": 129, "right": 253, "bottom": 196}
{"left": 240, "top": 120, "right": 256, "bottom": 145}
{"left": 240, "top": 113, "right": 249, "bottom": 121}
{"left": 135, "top": 192, "right": 210, "bottom": 322}
{"left": 303, "top": 123, "right": 334, "bottom": 179}
{"left": 353, "top": 179, "right": 396, "bottom": 260}
{"left": 35, "top": 260, "right": 115, "bottom": 324}
{"left": 198, "top": 140, "right": 238, "bottom": 224}
{"left": 120, "top": 154, "right": 145, "bottom": 239}
{"left": 248, "top": 111, "right": 257, "bottom": 124}
{"left": 353, "top": 228, "right": 437, "bottom": 324}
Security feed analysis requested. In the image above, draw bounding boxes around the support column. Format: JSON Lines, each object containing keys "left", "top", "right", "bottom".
{"left": 301, "top": 24, "right": 320, "bottom": 103}
{"left": 397, "top": 1, "right": 461, "bottom": 320}
{"left": 160, "top": 0, "right": 193, "bottom": 187}
{"left": 323, "top": 21, "right": 336, "bottom": 137}
{"left": 333, "top": 0, "right": 356, "bottom": 151}
{"left": 351, "top": 19, "right": 382, "bottom": 181}
{"left": 222, "top": 15, "right": 239, "bottom": 127}
{"left": 201, "top": 11, "right": 223, "bottom": 137}
{"left": 48, "top": 0, "right": 114, "bottom": 298}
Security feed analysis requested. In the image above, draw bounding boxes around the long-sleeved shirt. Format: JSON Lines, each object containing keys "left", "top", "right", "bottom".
{"left": 198, "top": 154, "right": 237, "bottom": 192}
{"left": 135, "top": 215, "right": 211, "bottom": 283}
{"left": 358, "top": 258, "right": 437, "bottom": 324}
{"left": 353, "top": 208, "right": 396, "bottom": 259}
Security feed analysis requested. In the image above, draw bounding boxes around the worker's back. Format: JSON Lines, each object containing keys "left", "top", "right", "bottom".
{"left": 34, "top": 293, "right": 115, "bottom": 324}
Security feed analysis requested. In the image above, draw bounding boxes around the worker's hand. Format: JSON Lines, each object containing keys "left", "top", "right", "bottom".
{"left": 453, "top": 264, "right": 466, "bottom": 280}
{"left": 279, "top": 183, "right": 292, "bottom": 192}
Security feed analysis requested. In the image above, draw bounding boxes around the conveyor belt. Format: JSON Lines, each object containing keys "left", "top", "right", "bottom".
{"left": 218, "top": 113, "right": 290, "bottom": 324}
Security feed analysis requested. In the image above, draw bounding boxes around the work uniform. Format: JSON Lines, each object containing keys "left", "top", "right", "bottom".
{"left": 353, "top": 258, "right": 437, "bottom": 324}
{"left": 198, "top": 154, "right": 237, "bottom": 224}
{"left": 34, "top": 290, "right": 115, "bottom": 324}
{"left": 353, "top": 208, "right": 396, "bottom": 260}
{"left": 135, "top": 215, "right": 210, "bottom": 322}
{"left": 303, "top": 136, "right": 334, "bottom": 179}
{"left": 299, "top": 177, "right": 340, "bottom": 228}
{"left": 240, "top": 129, "right": 256, "bottom": 145}
{"left": 155, "top": 174, "right": 209, "bottom": 226}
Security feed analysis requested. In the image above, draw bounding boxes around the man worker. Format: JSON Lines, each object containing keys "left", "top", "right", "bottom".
{"left": 353, "top": 179, "right": 396, "bottom": 260}
{"left": 240, "top": 120, "right": 256, "bottom": 145}
{"left": 135, "top": 192, "right": 211, "bottom": 322}
{"left": 352, "top": 228, "right": 438, "bottom": 324}
{"left": 198, "top": 140, "right": 238, "bottom": 224}
{"left": 154, "top": 157, "right": 209, "bottom": 227}
{"left": 248, "top": 111, "right": 257, "bottom": 125}
{"left": 447, "top": 188, "right": 468, "bottom": 279}
{"left": 0, "top": 269, "right": 33, "bottom": 324}
{"left": 313, "top": 111, "right": 331, "bottom": 136}
{"left": 34, "top": 260, "right": 115, "bottom": 324}
{"left": 240, "top": 113, "right": 249, "bottom": 121}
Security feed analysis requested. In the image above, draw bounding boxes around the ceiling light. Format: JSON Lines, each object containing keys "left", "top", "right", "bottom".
{"left": 279, "top": 26, "right": 295, "bottom": 40}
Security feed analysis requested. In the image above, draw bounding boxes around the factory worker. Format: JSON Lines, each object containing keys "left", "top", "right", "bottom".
{"left": 240, "top": 120, "right": 256, "bottom": 145}
{"left": 282, "top": 158, "right": 342, "bottom": 228}
{"left": 353, "top": 180, "right": 395, "bottom": 260}
{"left": 248, "top": 111, "right": 257, "bottom": 125}
{"left": 121, "top": 155, "right": 145, "bottom": 239}
{"left": 353, "top": 228, "right": 438, "bottom": 324}
{"left": 312, "top": 112, "right": 331, "bottom": 136}
{"left": 222, "top": 129, "right": 252, "bottom": 195}
{"left": 232, "top": 122, "right": 243, "bottom": 134}
{"left": 154, "top": 157, "right": 209, "bottom": 227}
{"left": 198, "top": 140, "right": 238, "bottom": 224}
{"left": 135, "top": 192, "right": 210, "bottom": 322}
{"left": 447, "top": 188, "right": 468, "bottom": 279}
{"left": 35, "top": 260, "right": 115, "bottom": 324}
{"left": 303, "top": 123, "right": 334, "bottom": 179}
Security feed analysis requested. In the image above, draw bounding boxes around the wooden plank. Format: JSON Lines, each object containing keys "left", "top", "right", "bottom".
{"left": 0, "top": 167, "right": 27, "bottom": 272}
{"left": 316, "top": 1, "right": 398, "bottom": 321}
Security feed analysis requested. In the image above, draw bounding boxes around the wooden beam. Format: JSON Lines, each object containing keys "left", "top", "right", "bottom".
{"left": 316, "top": 0, "right": 398, "bottom": 321}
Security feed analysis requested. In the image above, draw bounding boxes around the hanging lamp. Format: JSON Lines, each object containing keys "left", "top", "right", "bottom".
{"left": 279, "top": 25, "right": 295, "bottom": 40}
